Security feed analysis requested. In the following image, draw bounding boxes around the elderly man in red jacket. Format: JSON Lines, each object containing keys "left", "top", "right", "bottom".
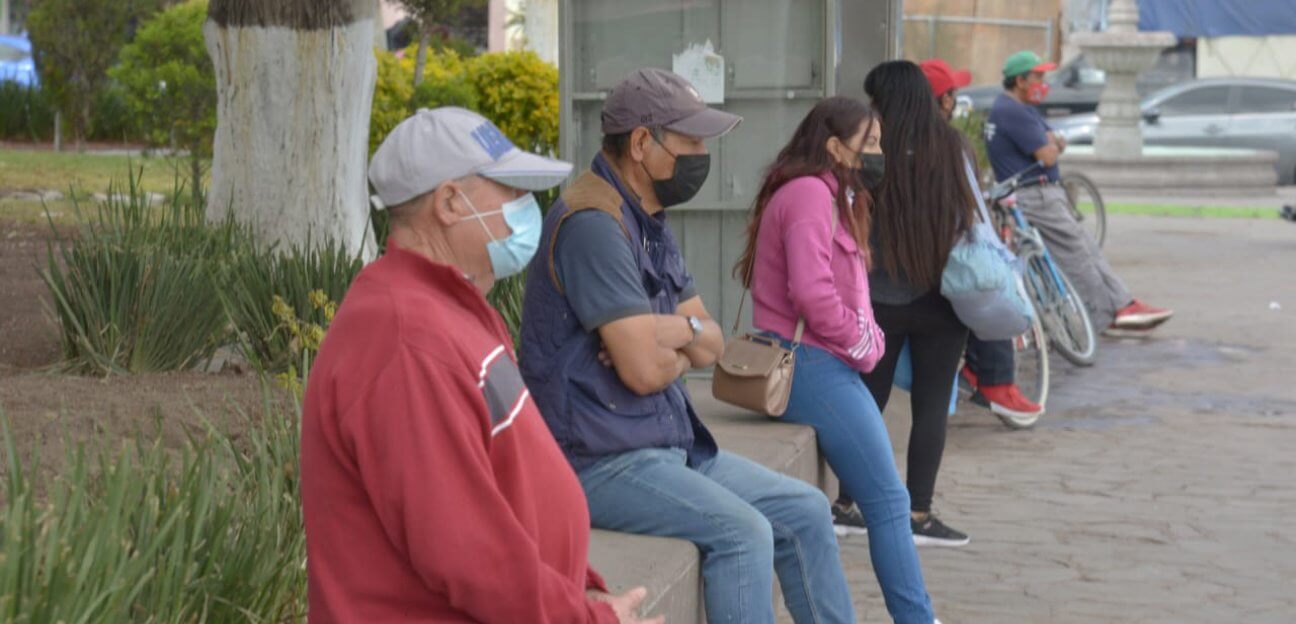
{"left": 300, "top": 107, "right": 661, "bottom": 624}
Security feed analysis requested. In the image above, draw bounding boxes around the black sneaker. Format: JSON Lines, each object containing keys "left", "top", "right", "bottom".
{"left": 911, "top": 514, "right": 970, "bottom": 547}
{"left": 831, "top": 502, "right": 868, "bottom": 537}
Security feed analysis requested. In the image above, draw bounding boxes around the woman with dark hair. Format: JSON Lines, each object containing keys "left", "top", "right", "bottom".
{"left": 832, "top": 60, "right": 978, "bottom": 548}
{"left": 738, "top": 95, "right": 938, "bottom": 624}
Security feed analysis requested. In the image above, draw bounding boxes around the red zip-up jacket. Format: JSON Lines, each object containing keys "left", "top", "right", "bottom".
{"left": 301, "top": 243, "right": 618, "bottom": 623}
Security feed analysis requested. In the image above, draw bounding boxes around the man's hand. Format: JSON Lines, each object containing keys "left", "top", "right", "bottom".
{"left": 593, "top": 587, "right": 665, "bottom": 624}
{"left": 1050, "top": 130, "right": 1067, "bottom": 153}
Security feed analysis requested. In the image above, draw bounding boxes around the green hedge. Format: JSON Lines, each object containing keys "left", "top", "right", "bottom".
{"left": 0, "top": 82, "right": 139, "bottom": 143}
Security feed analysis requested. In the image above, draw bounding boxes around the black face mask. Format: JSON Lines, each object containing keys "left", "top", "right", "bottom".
{"left": 857, "top": 152, "right": 886, "bottom": 189}
{"left": 645, "top": 136, "right": 711, "bottom": 208}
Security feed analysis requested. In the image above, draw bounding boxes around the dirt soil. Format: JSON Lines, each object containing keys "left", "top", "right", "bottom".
{"left": 1, "top": 220, "right": 61, "bottom": 370}
{"left": 0, "top": 219, "right": 272, "bottom": 474}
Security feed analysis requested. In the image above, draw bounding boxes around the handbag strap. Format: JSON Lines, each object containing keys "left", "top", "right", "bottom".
{"left": 731, "top": 195, "right": 840, "bottom": 346}
{"left": 732, "top": 291, "right": 806, "bottom": 343}
{"left": 963, "top": 154, "right": 994, "bottom": 225}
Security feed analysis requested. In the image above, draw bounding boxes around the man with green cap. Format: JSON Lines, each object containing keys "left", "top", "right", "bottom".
{"left": 985, "top": 50, "right": 1173, "bottom": 331}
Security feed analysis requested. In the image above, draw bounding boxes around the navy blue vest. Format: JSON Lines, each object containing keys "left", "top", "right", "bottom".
{"left": 520, "top": 154, "right": 718, "bottom": 472}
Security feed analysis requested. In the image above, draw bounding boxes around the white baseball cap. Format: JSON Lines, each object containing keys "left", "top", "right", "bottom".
{"left": 368, "top": 107, "right": 573, "bottom": 208}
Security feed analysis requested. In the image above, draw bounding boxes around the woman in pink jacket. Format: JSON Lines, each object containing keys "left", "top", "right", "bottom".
{"left": 735, "top": 96, "right": 937, "bottom": 624}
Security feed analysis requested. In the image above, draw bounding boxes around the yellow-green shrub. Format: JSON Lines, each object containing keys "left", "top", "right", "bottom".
{"left": 368, "top": 49, "right": 559, "bottom": 157}
{"left": 370, "top": 50, "right": 416, "bottom": 154}
{"left": 463, "top": 51, "right": 559, "bottom": 155}
{"left": 370, "top": 46, "right": 476, "bottom": 154}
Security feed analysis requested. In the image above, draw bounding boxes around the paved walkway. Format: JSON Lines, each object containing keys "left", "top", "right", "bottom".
{"left": 1104, "top": 185, "right": 1296, "bottom": 209}
{"left": 818, "top": 215, "right": 1296, "bottom": 623}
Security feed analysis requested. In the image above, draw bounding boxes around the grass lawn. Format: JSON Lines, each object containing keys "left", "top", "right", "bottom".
{"left": 0, "top": 148, "right": 205, "bottom": 196}
{"left": 1103, "top": 203, "right": 1281, "bottom": 219}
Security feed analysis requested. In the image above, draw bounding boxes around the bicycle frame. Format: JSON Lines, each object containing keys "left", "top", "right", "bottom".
{"left": 1002, "top": 204, "right": 1070, "bottom": 298}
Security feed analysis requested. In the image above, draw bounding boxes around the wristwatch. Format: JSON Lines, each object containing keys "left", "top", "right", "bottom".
{"left": 685, "top": 315, "right": 704, "bottom": 346}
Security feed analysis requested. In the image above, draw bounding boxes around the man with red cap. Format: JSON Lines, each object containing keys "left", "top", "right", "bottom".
{"left": 918, "top": 58, "right": 1045, "bottom": 423}
{"left": 919, "top": 58, "right": 972, "bottom": 120}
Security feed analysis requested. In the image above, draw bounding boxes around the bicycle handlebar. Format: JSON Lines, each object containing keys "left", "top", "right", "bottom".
{"left": 986, "top": 161, "right": 1051, "bottom": 203}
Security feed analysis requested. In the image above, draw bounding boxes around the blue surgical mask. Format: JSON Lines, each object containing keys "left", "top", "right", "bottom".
{"left": 459, "top": 190, "right": 542, "bottom": 280}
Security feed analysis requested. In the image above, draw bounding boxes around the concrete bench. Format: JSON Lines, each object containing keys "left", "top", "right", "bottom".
{"left": 587, "top": 380, "right": 834, "bottom": 623}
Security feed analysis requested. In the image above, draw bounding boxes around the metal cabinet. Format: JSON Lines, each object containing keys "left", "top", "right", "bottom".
{"left": 559, "top": 0, "right": 899, "bottom": 332}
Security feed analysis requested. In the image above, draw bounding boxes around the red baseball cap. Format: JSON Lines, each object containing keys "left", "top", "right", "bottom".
{"left": 919, "top": 58, "right": 973, "bottom": 98}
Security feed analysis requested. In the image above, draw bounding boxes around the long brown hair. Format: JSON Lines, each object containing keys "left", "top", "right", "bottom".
{"left": 864, "top": 60, "right": 977, "bottom": 291}
{"left": 734, "top": 96, "right": 877, "bottom": 287}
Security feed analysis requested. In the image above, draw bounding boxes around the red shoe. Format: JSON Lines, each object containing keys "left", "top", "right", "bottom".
{"left": 1112, "top": 299, "right": 1174, "bottom": 330}
{"left": 959, "top": 366, "right": 979, "bottom": 391}
{"left": 977, "top": 383, "right": 1044, "bottom": 421}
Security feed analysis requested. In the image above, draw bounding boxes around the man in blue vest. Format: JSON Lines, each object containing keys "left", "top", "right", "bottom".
{"left": 520, "top": 69, "right": 857, "bottom": 623}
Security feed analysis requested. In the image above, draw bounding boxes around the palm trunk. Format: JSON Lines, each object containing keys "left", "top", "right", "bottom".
{"left": 205, "top": 0, "right": 378, "bottom": 258}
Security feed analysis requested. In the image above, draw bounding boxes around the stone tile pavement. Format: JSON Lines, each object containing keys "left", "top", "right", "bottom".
{"left": 795, "top": 215, "right": 1296, "bottom": 623}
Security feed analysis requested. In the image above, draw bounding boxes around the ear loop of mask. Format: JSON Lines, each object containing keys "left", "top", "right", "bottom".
{"left": 442, "top": 188, "right": 491, "bottom": 283}
{"left": 639, "top": 127, "right": 673, "bottom": 183}
{"left": 458, "top": 190, "right": 498, "bottom": 236}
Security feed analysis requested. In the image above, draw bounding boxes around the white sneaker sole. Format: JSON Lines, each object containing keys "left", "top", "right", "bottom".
{"left": 833, "top": 524, "right": 869, "bottom": 537}
{"left": 1112, "top": 310, "right": 1173, "bottom": 329}
{"left": 913, "top": 534, "right": 970, "bottom": 547}
{"left": 989, "top": 401, "right": 1044, "bottom": 422}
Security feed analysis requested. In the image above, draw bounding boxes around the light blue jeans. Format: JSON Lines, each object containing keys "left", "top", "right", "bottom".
{"left": 578, "top": 448, "right": 856, "bottom": 623}
{"left": 782, "top": 342, "right": 935, "bottom": 624}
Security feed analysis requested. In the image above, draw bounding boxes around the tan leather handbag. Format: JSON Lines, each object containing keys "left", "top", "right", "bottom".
{"left": 711, "top": 299, "right": 804, "bottom": 417}
{"left": 711, "top": 201, "right": 835, "bottom": 417}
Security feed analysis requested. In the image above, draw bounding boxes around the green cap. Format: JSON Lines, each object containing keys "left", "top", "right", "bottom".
{"left": 1003, "top": 50, "right": 1057, "bottom": 78}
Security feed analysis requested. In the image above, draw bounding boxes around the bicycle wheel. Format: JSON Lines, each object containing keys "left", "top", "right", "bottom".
{"left": 1021, "top": 251, "right": 1098, "bottom": 366}
{"left": 1061, "top": 172, "right": 1107, "bottom": 248}
{"left": 1003, "top": 308, "right": 1049, "bottom": 429}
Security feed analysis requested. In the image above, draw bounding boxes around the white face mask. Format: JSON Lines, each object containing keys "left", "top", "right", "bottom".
{"left": 458, "top": 190, "right": 543, "bottom": 280}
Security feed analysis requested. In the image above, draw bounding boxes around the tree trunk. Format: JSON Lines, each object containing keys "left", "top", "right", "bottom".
{"left": 190, "top": 154, "right": 204, "bottom": 209}
{"left": 413, "top": 27, "right": 430, "bottom": 86}
{"left": 205, "top": 0, "right": 378, "bottom": 259}
{"left": 76, "top": 99, "right": 90, "bottom": 152}
{"left": 53, "top": 111, "right": 62, "bottom": 153}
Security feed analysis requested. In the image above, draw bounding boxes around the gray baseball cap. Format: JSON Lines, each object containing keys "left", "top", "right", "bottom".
{"left": 368, "top": 107, "right": 572, "bottom": 208}
{"left": 601, "top": 68, "right": 742, "bottom": 139}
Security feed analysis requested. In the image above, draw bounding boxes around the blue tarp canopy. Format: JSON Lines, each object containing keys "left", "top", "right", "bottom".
{"left": 1140, "top": 0, "right": 1296, "bottom": 37}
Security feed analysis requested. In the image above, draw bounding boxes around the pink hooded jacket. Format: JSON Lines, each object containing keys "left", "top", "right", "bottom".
{"left": 749, "top": 173, "right": 886, "bottom": 373}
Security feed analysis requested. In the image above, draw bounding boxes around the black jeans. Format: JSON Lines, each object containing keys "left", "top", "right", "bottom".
{"left": 838, "top": 291, "right": 968, "bottom": 514}
{"left": 964, "top": 336, "right": 1014, "bottom": 386}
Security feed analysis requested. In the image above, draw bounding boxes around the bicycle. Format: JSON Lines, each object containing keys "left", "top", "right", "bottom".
{"left": 1060, "top": 172, "right": 1107, "bottom": 248}
{"left": 986, "top": 163, "right": 1098, "bottom": 367}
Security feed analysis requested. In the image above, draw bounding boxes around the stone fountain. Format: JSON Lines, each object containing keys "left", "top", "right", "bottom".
{"left": 1060, "top": 0, "right": 1279, "bottom": 197}
{"left": 1071, "top": 0, "right": 1175, "bottom": 158}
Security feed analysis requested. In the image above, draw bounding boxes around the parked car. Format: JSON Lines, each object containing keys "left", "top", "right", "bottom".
{"left": 0, "top": 34, "right": 39, "bottom": 87}
{"left": 961, "top": 47, "right": 1194, "bottom": 118}
{"left": 1049, "top": 77, "right": 1296, "bottom": 184}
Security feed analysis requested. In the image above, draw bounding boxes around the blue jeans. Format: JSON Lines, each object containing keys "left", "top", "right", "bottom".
{"left": 578, "top": 448, "right": 855, "bottom": 624}
{"left": 782, "top": 342, "right": 935, "bottom": 624}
